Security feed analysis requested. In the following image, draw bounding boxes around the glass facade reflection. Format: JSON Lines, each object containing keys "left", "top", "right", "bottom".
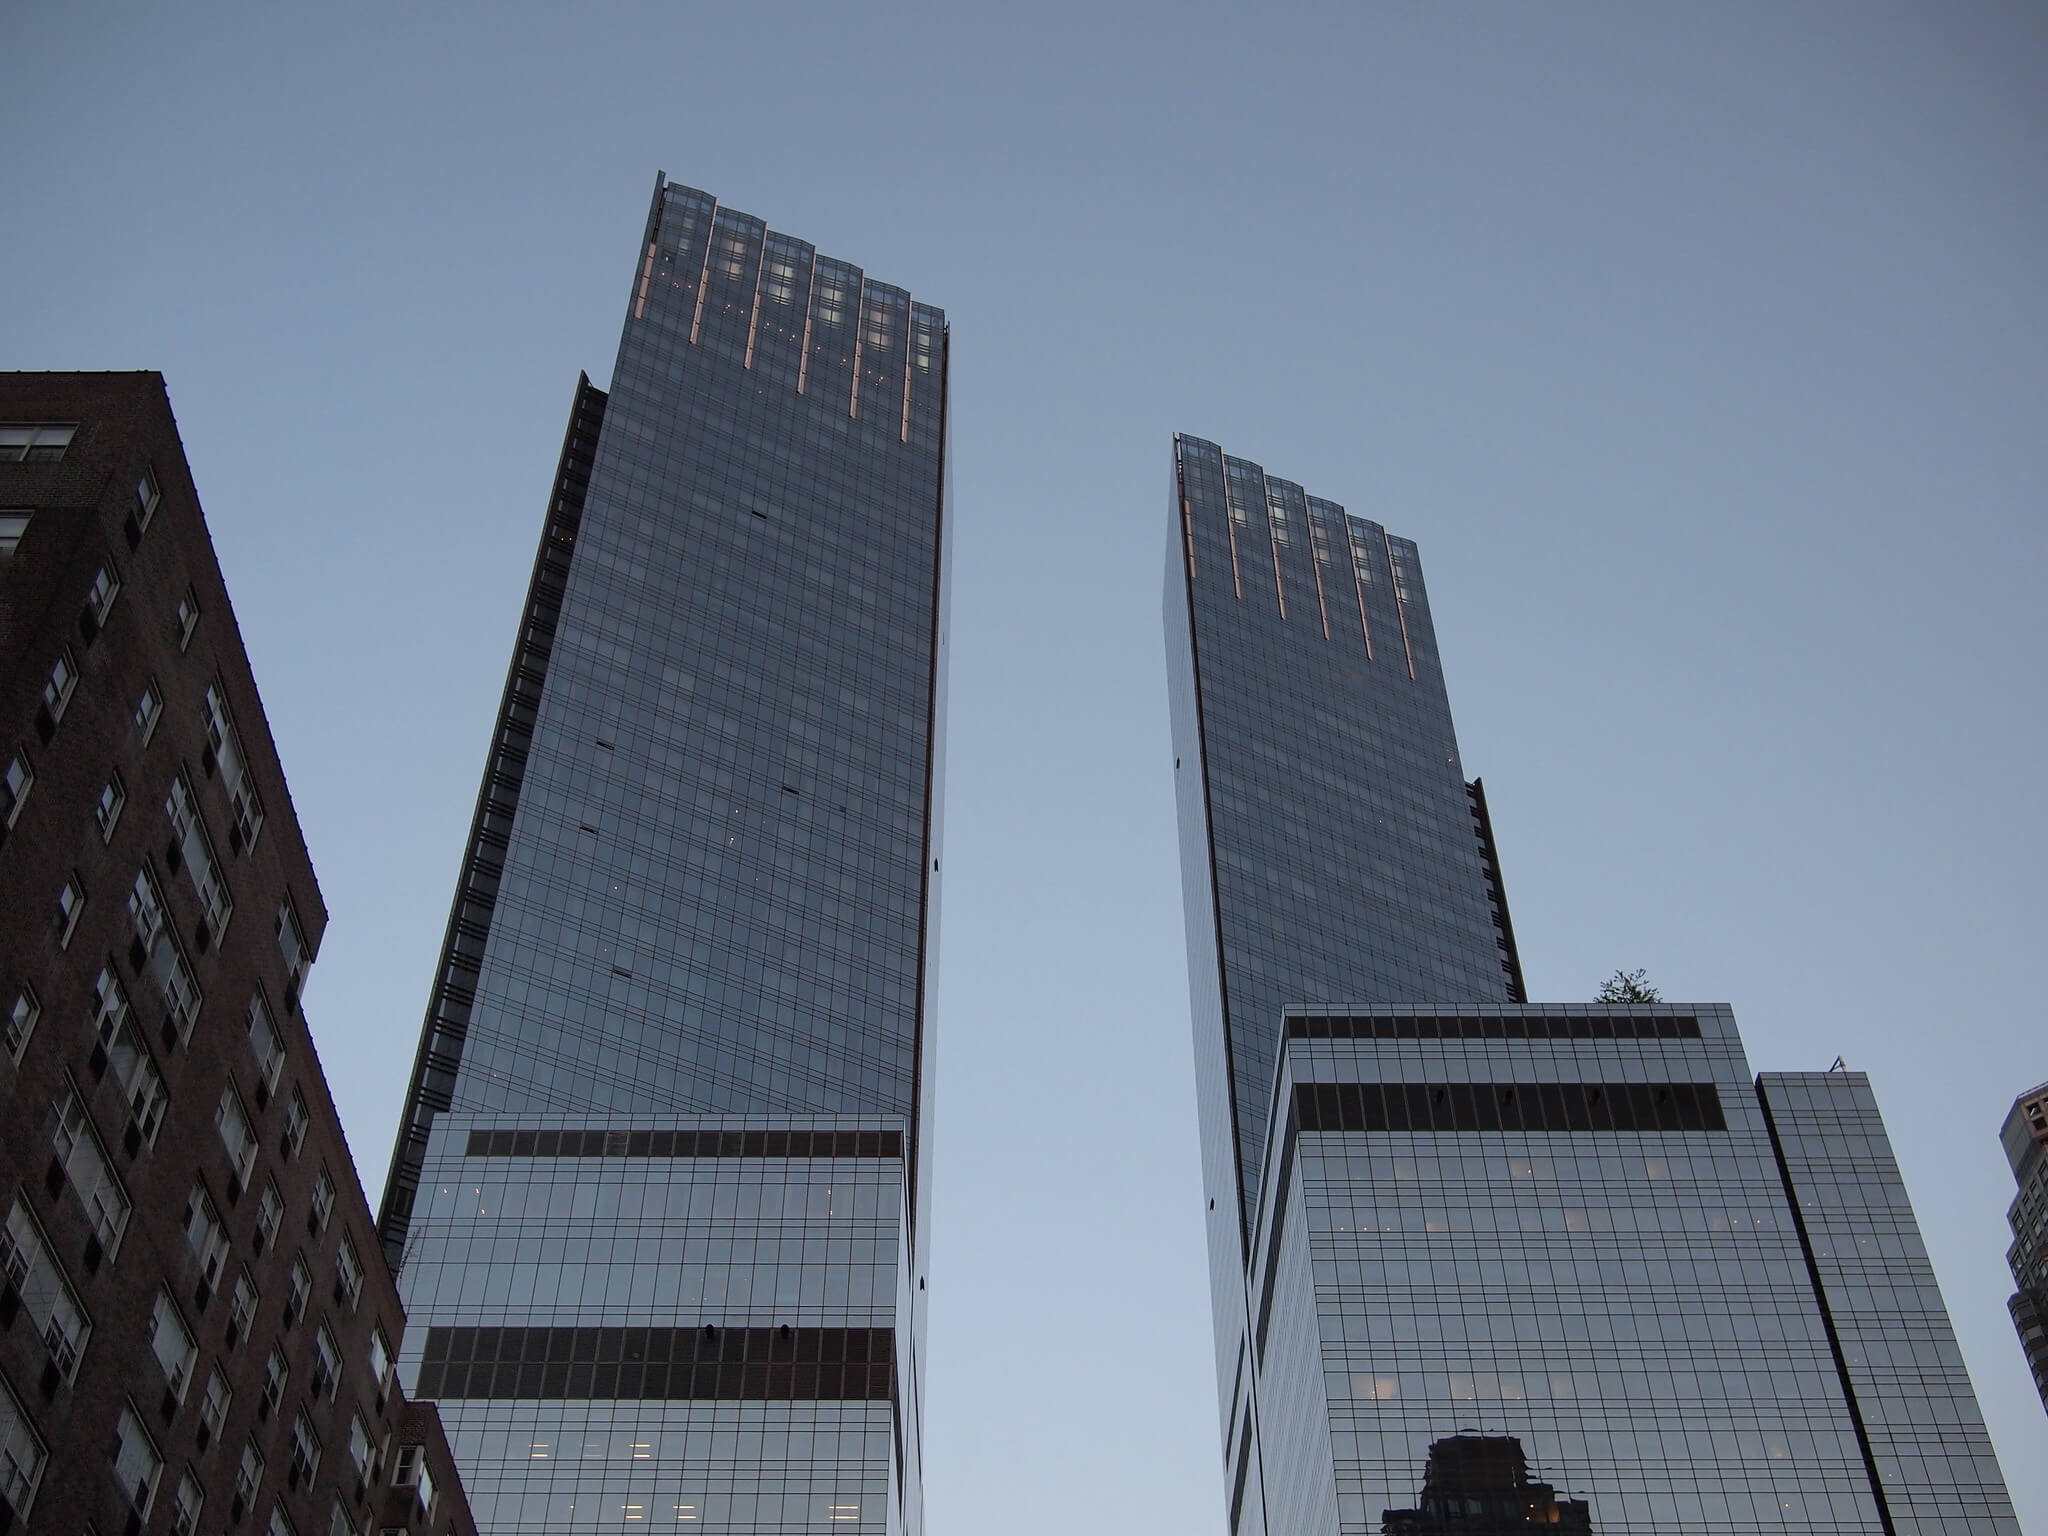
{"left": 1165, "top": 446, "right": 2016, "bottom": 1534}
{"left": 380, "top": 176, "right": 947, "bottom": 1535}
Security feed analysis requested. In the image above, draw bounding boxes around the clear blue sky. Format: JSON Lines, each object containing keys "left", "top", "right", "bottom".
{"left": 8, "top": 5, "right": 2045, "bottom": 1530}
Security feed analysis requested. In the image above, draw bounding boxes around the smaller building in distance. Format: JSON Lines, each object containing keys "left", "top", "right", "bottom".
{"left": 0, "top": 373, "right": 471, "bottom": 1535}
{"left": 1380, "top": 1435, "right": 1591, "bottom": 1534}
{"left": 2000, "top": 1080, "right": 2048, "bottom": 1414}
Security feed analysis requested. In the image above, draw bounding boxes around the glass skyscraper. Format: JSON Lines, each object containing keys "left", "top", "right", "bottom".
{"left": 1165, "top": 435, "right": 2016, "bottom": 1534}
{"left": 377, "top": 177, "right": 948, "bottom": 1535}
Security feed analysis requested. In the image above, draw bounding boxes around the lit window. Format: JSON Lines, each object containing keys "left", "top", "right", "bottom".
{"left": 112, "top": 1403, "right": 163, "bottom": 1515}
{"left": 334, "top": 1234, "right": 362, "bottom": 1312}
{"left": 0, "top": 1372, "right": 45, "bottom": 1518}
{"left": 41, "top": 650, "right": 78, "bottom": 723}
{"left": 247, "top": 992, "right": 284, "bottom": 1099}
{"left": 174, "top": 589, "right": 200, "bottom": 651}
{"left": 54, "top": 875, "right": 84, "bottom": 948}
{"left": 255, "top": 1182, "right": 283, "bottom": 1255}
{"left": 148, "top": 1289, "right": 197, "bottom": 1401}
{"left": 3, "top": 984, "right": 38, "bottom": 1061}
{"left": 1, "top": 753, "right": 30, "bottom": 829}
{"left": 0, "top": 424, "right": 75, "bottom": 463}
{"left": 227, "top": 1270, "right": 258, "bottom": 1347}
{"left": 310, "top": 1168, "right": 335, "bottom": 1235}
{"left": 199, "top": 1369, "right": 230, "bottom": 1447}
{"left": 287, "top": 1409, "right": 320, "bottom": 1488}
{"left": 311, "top": 1324, "right": 342, "bottom": 1401}
{"left": 182, "top": 1184, "right": 228, "bottom": 1293}
{"left": 135, "top": 467, "right": 160, "bottom": 529}
{"left": 216, "top": 1084, "right": 258, "bottom": 1191}
{"left": 52, "top": 1086, "right": 128, "bottom": 1255}
{"left": 84, "top": 563, "right": 120, "bottom": 628}
{"left": 204, "top": 683, "right": 265, "bottom": 849}
{"left": 134, "top": 680, "right": 163, "bottom": 743}
{"left": 0, "top": 511, "right": 28, "bottom": 556}
{"left": 260, "top": 1348, "right": 288, "bottom": 1420}
{"left": 283, "top": 1257, "right": 311, "bottom": 1328}
{"left": 95, "top": 771, "right": 125, "bottom": 841}
{"left": 169, "top": 1470, "right": 204, "bottom": 1536}
{"left": 168, "top": 777, "right": 233, "bottom": 938}
{"left": 1, "top": 1201, "right": 90, "bottom": 1381}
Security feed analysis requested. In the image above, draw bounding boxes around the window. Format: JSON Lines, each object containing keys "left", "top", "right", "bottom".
{"left": 182, "top": 1185, "right": 228, "bottom": 1294}
{"left": 260, "top": 1348, "right": 288, "bottom": 1420}
{"left": 169, "top": 1470, "right": 203, "bottom": 1536}
{"left": 0, "top": 424, "right": 75, "bottom": 463}
{"left": 270, "top": 1503, "right": 299, "bottom": 1536}
{"left": 199, "top": 1369, "right": 230, "bottom": 1447}
{"left": 105, "top": 997, "right": 168, "bottom": 1147}
{"left": 112, "top": 1404, "right": 162, "bottom": 1515}
{"left": 52, "top": 1086, "right": 128, "bottom": 1256}
{"left": 83, "top": 563, "right": 120, "bottom": 630}
{"left": 0, "top": 1371, "right": 47, "bottom": 1518}
{"left": 55, "top": 876, "right": 84, "bottom": 948}
{"left": 1, "top": 753, "right": 29, "bottom": 829}
{"left": 0, "top": 511, "right": 28, "bottom": 557}
{"left": 95, "top": 771, "right": 125, "bottom": 841}
{"left": 393, "top": 1444, "right": 437, "bottom": 1519}
{"left": 88, "top": 964, "right": 129, "bottom": 1047}
{"left": 41, "top": 650, "right": 78, "bottom": 723}
{"left": 129, "top": 865, "right": 165, "bottom": 950}
{"left": 167, "top": 777, "right": 232, "bottom": 937}
{"left": 204, "top": 683, "right": 264, "bottom": 849}
{"left": 276, "top": 900, "right": 310, "bottom": 1008}
{"left": 134, "top": 680, "right": 163, "bottom": 743}
{"left": 135, "top": 467, "right": 160, "bottom": 529}
{"left": 174, "top": 589, "right": 200, "bottom": 651}
{"left": 287, "top": 1410, "right": 320, "bottom": 1488}
{"left": 329, "top": 1499, "right": 357, "bottom": 1536}
{"left": 247, "top": 992, "right": 284, "bottom": 1099}
{"left": 148, "top": 1289, "right": 197, "bottom": 1401}
{"left": 282, "top": 1088, "right": 309, "bottom": 1158}
{"left": 134, "top": 867, "right": 202, "bottom": 1043}
{"left": 346, "top": 1414, "right": 375, "bottom": 1481}
{"left": 310, "top": 1168, "right": 335, "bottom": 1234}
{"left": 334, "top": 1234, "right": 362, "bottom": 1311}
{"left": 216, "top": 1084, "right": 258, "bottom": 1191}
{"left": 3, "top": 985, "right": 38, "bottom": 1061}
{"left": 283, "top": 1257, "right": 310, "bottom": 1328}
{"left": 1, "top": 1202, "right": 90, "bottom": 1381}
{"left": 234, "top": 1442, "right": 263, "bottom": 1511}
{"left": 311, "top": 1324, "right": 341, "bottom": 1401}
{"left": 368, "top": 1326, "right": 394, "bottom": 1398}
{"left": 255, "top": 1182, "right": 283, "bottom": 1254}
{"left": 227, "top": 1270, "right": 257, "bottom": 1347}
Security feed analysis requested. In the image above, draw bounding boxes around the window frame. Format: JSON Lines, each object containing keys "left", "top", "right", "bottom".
{"left": 95, "top": 770, "right": 126, "bottom": 842}
{"left": 41, "top": 649, "right": 78, "bottom": 723}
{"left": 3, "top": 983, "right": 39, "bottom": 1062}
{"left": 1, "top": 752, "right": 30, "bottom": 830}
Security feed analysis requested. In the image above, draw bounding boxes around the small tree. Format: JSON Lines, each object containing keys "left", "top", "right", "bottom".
{"left": 1595, "top": 968, "right": 1661, "bottom": 1004}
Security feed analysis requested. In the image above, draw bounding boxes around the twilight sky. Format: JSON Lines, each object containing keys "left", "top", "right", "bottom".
{"left": 7, "top": 4, "right": 2046, "bottom": 1530}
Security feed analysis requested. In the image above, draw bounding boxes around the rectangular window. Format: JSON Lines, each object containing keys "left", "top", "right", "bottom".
{"left": 52, "top": 1086, "right": 128, "bottom": 1255}
{"left": 95, "top": 771, "right": 125, "bottom": 841}
{"left": 1, "top": 754, "right": 30, "bottom": 829}
{"left": 183, "top": 1185, "right": 228, "bottom": 1292}
{"left": 288, "top": 1410, "right": 320, "bottom": 1488}
{"left": 346, "top": 1414, "right": 374, "bottom": 1480}
{"left": 133, "top": 868, "right": 202, "bottom": 1043}
{"left": 174, "top": 589, "right": 200, "bottom": 651}
{"left": 283, "top": 1088, "right": 309, "bottom": 1158}
{"left": 0, "top": 1370, "right": 47, "bottom": 1518}
{"left": 134, "top": 680, "right": 163, "bottom": 743}
{"left": 0, "top": 512, "right": 28, "bottom": 557}
{"left": 270, "top": 1503, "right": 299, "bottom": 1536}
{"left": 170, "top": 1470, "right": 203, "bottom": 1536}
{"left": 260, "top": 1349, "right": 288, "bottom": 1419}
{"left": 205, "top": 683, "right": 265, "bottom": 850}
{"left": 235, "top": 1442, "right": 263, "bottom": 1506}
{"left": 216, "top": 1084, "right": 258, "bottom": 1189}
{"left": 334, "top": 1234, "right": 362, "bottom": 1312}
{"left": 84, "top": 563, "right": 120, "bottom": 627}
{"left": 167, "top": 777, "right": 233, "bottom": 937}
{"left": 0, "top": 424, "right": 75, "bottom": 463}
{"left": 255, "top": 1182, "right": 283, "bottom": 1255}
{"left": 309, "top": 1169, "right": 335, "bottom": 1234}
{"left": 368, "top": 1327, "right": 393, "bottom": 1396}
{"left": 227, "top": 1271, "right": 258, "bottom": 1347}
{"left": 283, "top": 1257, "right": 310, "bottom": 1328}
{"left": 328, "top": 1500, "right": 356, "bottom": 1536}
{"left": 55, "top": 876, "right": 84, "bottom": 948}
{"left": 247, "top": 993, "right": 284, "bottom": 1099}
{"left": 199, "top": 1369, "right": 230, "bottom": 1446}
{"left": 113, "top": 1403, "right": 162, "bottom": 1515}
{"left": 148, "top": 1289, "right": 198, "bottom": 1401}
{"left": 3, "top": 984, "right": 38, "bottom": 1061}
{"left": 41, "top": 650, "right": 77, "bottom": 723}
{"left": 106, "top": 1001, "right": 168, "bottom": 1147}
{"left": 311, "top": 1325, "right": 341, "bottom": 1401}
{"left": 1, "top": 1202, "right": 90, "bottom": 1381}
{"left": 276, "top": 900, "right": 310, "bottom": 1008}
{"left": 135, "top": 467, "right": 160, "bottom": 528}
{"left": 129, "top": 866, "right": 165, "bottom": 949}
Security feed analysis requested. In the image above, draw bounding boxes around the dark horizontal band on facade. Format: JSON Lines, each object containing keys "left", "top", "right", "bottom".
{"left": 462, "top": 1128, "right": 904, "bottom": 1160}
{"left": 1288, "top": 1014, "right": 1700, "bottom": 1042}
{"left": 415, "top": 1326, "right": 895, "bottom": 1402}
{"left": 1295, "top": 1081, "right": 1727, "bottom": 1135}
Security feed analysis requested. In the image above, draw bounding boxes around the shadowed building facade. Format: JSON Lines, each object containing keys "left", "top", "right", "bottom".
{"left": 1165, "top": 437, "right": 2017, "bottom": 1534}
{"left": 377, "top": 178, "right": 949, "bottom": 1535}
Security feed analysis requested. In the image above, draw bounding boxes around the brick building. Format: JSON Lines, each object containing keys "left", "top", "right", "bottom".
{"left": 0, "top": 373, "right": 471, "bottom": 1535}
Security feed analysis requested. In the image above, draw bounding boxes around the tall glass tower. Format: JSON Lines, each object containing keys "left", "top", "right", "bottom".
{"left": 1165, "top": 436, "right": 2016, "bottom": 1534}
{"left": 378, "top": 177, "right": 948, "bottom": 1536}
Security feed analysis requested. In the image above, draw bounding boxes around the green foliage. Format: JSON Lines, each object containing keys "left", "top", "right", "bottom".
{"left": 1595, "top": 968, "right": 1661, "bottom": 1004}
